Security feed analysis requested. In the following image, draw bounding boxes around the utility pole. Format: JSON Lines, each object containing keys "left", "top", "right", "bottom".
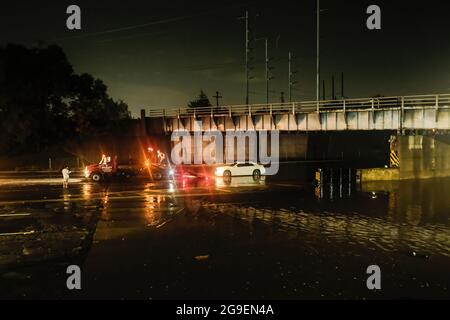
{"left": 245, "top": 11, "right": 250, "bottom": 105}
{"left": 341, "top": 72, "right": 344, "bottom": 99}
{"left": 239, "top": 11, "right": 256, "bottom": 105}
{"left": 280, "top": 92, "right": 285, "bottom": 104}
{"left": 322, "top": 80, "right": 326, "bottom": 100}
{"left": 265, "top": 39, "right": 270, "bottom": 105}
{"left": 316, "top": 0, "right": 320, "bottom": 111}
{"left": 213, "top": 91, "right": 223, "bottom": 107}
{"left": 288, "top": 51, "right": 292, "bottom": 103}
{"left": 288, "top": 51, "right": 297, "bottom": 103}
{"left": 332, "top": 75, "right": 335, "bottom": 100}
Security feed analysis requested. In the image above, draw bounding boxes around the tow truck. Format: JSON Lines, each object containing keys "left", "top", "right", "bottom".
{"left": 84, "top": 149, "right": 173, "bottom": 182}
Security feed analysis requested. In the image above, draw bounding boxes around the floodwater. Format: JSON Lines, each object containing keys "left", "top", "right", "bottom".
{"left": 0, "top": 171, "right": 449, "bottom": 299}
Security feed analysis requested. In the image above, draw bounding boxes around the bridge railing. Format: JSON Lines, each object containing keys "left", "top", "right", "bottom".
{"left": 147, "top": 93, "right": 450, "bottom": 118}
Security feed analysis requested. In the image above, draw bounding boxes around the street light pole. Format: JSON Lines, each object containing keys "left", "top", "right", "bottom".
{"left": 288, "top": 51, "right": 292, "bottom": 103}
{"left": 265, "top": 39, "right": 269, "bottom": 105}
{"left": 245, "top": 11, "right": 250, "bottom": 106}
{"left": 316, "top": 0, "right": 320, "bottom": 112}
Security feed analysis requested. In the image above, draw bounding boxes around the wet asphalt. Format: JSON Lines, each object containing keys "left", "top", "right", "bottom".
{"left": 0, "top": 173, "right": 449, "bottom": 300}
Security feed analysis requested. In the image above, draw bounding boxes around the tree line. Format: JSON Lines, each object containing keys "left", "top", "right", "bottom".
{"left": 0, "top": 44, "right": 129, "bottom": 155}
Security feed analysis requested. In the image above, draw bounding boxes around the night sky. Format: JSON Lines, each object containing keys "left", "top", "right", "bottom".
{"left": 1, "top": 0, "right": 450, "bottom": 116}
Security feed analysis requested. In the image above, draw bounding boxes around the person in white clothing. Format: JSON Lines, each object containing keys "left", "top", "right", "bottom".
{"left": 62, "top": 166, "right": 71, "bottom": 189}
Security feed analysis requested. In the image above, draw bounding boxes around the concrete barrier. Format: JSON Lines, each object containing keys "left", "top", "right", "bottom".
{"left": 357, "top": 168, "right": 400, "bottom": 182}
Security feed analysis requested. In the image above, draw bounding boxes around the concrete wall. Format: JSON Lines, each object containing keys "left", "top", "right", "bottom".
{"left": 359, "top": 134, "right": 450, "bottom": 181}
{"left": 398, "top": 135, "right": 450, "bottom": 179}
{"left": 157, "top": 108, "right": 450, "bottom": 132}
{"left": 169, "top": 132, "right": 295, "bottom": 164}
{"left": 357, "top": 168, "right": 400, "bottom": 182}
{"left": 310, "top": 131, "right": 390, "bottom": 163}
{"left": 167, "top": 131, "right": 390, "bottom": 165}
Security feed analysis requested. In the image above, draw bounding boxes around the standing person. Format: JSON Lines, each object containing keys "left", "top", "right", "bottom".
{"left": 62, "top": 166, "right": 71, "bottom": 189}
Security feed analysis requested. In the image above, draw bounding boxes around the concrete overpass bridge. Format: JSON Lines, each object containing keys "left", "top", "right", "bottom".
{"left": 145, "top": 94, "right": 450, "bottom": 181}
{"left": 147, "top": 93, "right": 450, "bottom": 133}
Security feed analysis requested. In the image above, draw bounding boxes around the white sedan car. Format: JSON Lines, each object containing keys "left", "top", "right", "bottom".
{"left": 215, "top": 162, "right": 266, "bottom": 178}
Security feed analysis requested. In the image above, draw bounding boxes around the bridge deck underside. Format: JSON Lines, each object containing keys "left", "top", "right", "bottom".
{"left": 165, "top": 107, "right": 450, "bottom": 132}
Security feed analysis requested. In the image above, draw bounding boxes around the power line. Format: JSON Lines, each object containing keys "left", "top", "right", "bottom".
{"left": 55, "top": 3, "right": 249, "bottom": 42}
{"left": 54, "top": 14, "right": 202, "bottom": 42}
{"left": 96, "top": 31, "right": 165, "bottom": 44}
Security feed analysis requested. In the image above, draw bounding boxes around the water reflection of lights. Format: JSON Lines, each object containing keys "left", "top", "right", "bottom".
{"left": 63, "top": 192, "right": 71, "bottom": 212}
{"left": 145, "top": 194, "right": 159, "bottom": 225}
{"left": 143, "top": 190, "right": 182, "bottom": 226}
{"left": 100, "top": 191, "right": 110, "bottom": 220}
{"left": 102, "top": 187, "right": 109, "bottom": 205}
{"left": 215, "top": 176, "right": 266, "bottom": 188}
{"left": 0, "top": 178, "right": 83, "bottom": 186}
{"left": 206, "top": 202, "right": 450, "bottom": 257}
{"left": 82, "top": 183, "right": 92, "bottom": 200}
{"left": 144, "top": 183, "right": 154, "bottom": 193}
{"left": 146, "top": 195, "right": 155, "bottom": 210}
{"left": 144, "top": 194, "right": 176, "bottom": 226}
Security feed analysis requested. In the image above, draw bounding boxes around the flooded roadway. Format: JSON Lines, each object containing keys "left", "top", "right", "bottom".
{"left": 0, "top": 173, "right": 449, "bottom": 299}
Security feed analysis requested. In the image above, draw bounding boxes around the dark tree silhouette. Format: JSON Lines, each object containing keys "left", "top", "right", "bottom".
{"left": 0, "top": 44, "right": 129, "bottom": 154}
{"left": 188, "top": 90, "right": 212, "bottom": 110}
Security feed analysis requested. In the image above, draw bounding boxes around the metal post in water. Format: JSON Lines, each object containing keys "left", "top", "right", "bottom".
{"left": 320, "top": 169, "right": 324, "bottom": 200}
{"left": 330, "top": 168, "right": 334, "bottom": 200}
{"left": 348, "top": 168, "right": 352, "bottom": 197}
{"left": 315, "top": 169, "right": 324, "bottom": 200}
{"left": 316, "top": 0, "right": 320, "bottom": 112}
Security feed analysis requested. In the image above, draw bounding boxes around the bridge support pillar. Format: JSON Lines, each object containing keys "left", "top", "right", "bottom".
{"left": 396, "top": 134, "right": 450, "bottom": 179}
